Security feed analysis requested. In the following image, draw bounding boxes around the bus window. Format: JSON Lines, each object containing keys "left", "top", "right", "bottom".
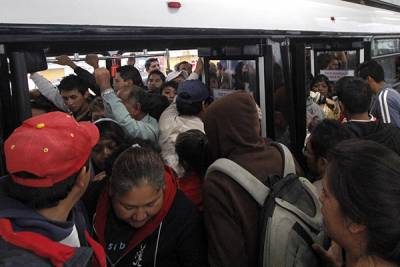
{"left": 375, "top": 56, "right": 400, "bottom": 90}
{"left": 314, "top": 50, "right": 358, "bottom": 83}
{"left": 206, "top": 59, "right": 258, "bottom": 101}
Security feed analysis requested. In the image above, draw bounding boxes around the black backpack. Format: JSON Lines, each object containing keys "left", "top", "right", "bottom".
{"left": 206, "top": 143, "right": 325, "bottom": 267}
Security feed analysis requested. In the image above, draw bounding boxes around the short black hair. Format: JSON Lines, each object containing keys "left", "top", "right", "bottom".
{"left": 310, "top": 74, "right": 330, "bottom": 90}
{"left": 94, "top": 119, "right": 126, "bottom": 146}
{"left": 175, "top": 129, "right": 208, "bottom": 176}
{"left": 6, "top": 171, "right": 80, "bottom": 210}
{"left": 327, "top": 139, "right": 400, "bottom": 264}
{"left": 310, "top": 119, "right": 351, "bottom": 160}
{"left": 176, "top": 95, "right": 203, "bottom": 116}
{"left": 176, "top": 61, "right": 190, "bottom": 70}
{"left": 355, "top": 60, "right": 385, "bottom": 83}
{"left": 336, "top": 76, "right": 372, "bottom": 115}
{"left": 30, "top": 90, "right": 59, "bottom": 113}
{"left": 116, "top": 65, "right": 144, "bottom": 88}
{"left": 145, "top": 58, "right": 159, "bottom": 71}
{"left": 126, "top": 86, "right": 146, "bottom": 109}
{"left": 161, "top": 81, "right": 178, "bottom": 92}
{"left": 148, "top": 69, "right": 166, "bottom": 82}
{"left": 89, "top": 96, "right": 104, "bottom": 113}
{"left": 143, "top": 93, "right": 170, "bottom": 121}
{"left": 58, "top": 75, "right": 88, "bottom": 95}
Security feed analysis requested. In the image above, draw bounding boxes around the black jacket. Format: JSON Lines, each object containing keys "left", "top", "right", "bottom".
{"left": 91, "top": 170, "right": 207, "bottom": 267}
{"left": 344, "top": 120, "right": 400, "bottom": 155}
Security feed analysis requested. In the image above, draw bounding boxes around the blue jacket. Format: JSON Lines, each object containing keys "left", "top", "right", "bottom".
{"left": 102, "top": 90, "right": 159, "bottom": 145}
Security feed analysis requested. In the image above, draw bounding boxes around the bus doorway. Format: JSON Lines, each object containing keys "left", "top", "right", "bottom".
{"left": 290, "top": 38, "right": 366, "bottom": 158}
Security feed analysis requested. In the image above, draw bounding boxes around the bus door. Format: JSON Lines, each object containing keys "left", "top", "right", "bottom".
{"left": 199, "top": 44, "right": 267, "bottom": 134}
{"left": 289, "top": 38, "right": 366, "bottom": 157}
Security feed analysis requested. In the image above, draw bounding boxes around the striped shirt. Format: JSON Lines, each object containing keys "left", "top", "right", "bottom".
{"left": 370, "top": 84, "right": 400, "bottom": 128}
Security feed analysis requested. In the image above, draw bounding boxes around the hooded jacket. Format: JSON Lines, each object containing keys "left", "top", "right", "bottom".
{"left": 0, "top": 177, "right": 106, "bottom": 267}
{"left": 203, "top": 92, "right": 284, "bottom": 267}
{"left": 344, "top": 120, "right": 400, "bottom": 155}
{"left": 92, "top": 168, "right": 207, "bottom": 267}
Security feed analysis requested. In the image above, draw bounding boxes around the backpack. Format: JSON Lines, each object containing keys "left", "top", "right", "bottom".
{"left": 205, "top": 143, "right": 325, "bottom": 267}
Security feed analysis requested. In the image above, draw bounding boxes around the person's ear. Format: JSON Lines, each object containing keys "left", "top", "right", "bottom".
{"left": 348, "top": 221, "right": 367, "bottom": 234}
{"left": 134, "top": 102, "right": 142, "bottom": 113}
{"left": 366, "top": 75, "right": 374, "bottom": 85}
{"left": 84, "top": 90, "right": 90, "bottom": 99}
{"left": 127, "top": 79, "right": 134, "bottom": 87}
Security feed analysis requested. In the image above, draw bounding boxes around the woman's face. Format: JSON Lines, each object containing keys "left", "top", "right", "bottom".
{"left": 91, "top": 138, "right": 118, "bottom": 170}
{"left": 312, "top": 81, "right": 329, "bottom": 97}
{"left": 319, "top": 171, "right": 352, "bottom": 247}
{"left": 112, "top": 183, "right": 164, "bottom": 228}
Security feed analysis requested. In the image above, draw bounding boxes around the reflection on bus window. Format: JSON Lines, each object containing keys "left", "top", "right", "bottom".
{"left": 207, "top": 60, "right": 257, "bottom": 100}
{"left": 315, "top": 50, "right": 358, "bottom": 80}
{"left": 376, "top": 55, "right": 400, "bottom": 91}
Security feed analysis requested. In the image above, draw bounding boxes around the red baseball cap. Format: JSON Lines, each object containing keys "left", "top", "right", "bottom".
{"left": 4, "top": 112, "right": 99, "bottom": 188}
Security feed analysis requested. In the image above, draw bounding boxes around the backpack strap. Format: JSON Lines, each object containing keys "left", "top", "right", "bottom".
{"left": 274, "top": 142, "right": 296, "bottom": 176}
{"left": 206, "top": 158, "right": 270, "bottom": 206}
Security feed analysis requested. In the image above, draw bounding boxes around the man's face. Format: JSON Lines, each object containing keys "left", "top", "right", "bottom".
{"left": 161, "top": 86, "right": 176, "bottom": 103}
{"left": 148, "top": 61, "right": 160, "bottom": 73}
{"left": 147, "top": 73, "right": 163, "bottom": 92}
{"left": 113, "top": 72, "right": 131, "bottom": 92}
{"left": 179, "top": 63, "right": 192, "bottom": 74}
{"left": 60, "top": 89, "right": 87, "bottom": 114}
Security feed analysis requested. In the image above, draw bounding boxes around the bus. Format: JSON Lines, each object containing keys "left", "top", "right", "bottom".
{"left": 1, "top": 0, "right": 400, "bottom": 175}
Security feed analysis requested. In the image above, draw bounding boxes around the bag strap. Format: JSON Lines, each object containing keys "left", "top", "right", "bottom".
{"left": 206, "top": 158, "right": 270, "bottom": 206}
{"left": 274, "top": 142, "right": 296, "bottom": 176}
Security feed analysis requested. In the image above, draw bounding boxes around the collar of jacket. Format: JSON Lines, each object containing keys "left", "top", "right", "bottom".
{"left": 0, "top": 218, "right": 106, "bottom": 267}
{"left": 93, "top": 166, "right": 177, "bottom": 260}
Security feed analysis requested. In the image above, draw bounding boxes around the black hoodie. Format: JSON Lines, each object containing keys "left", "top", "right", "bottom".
{"left": 344, "top": 120, "right": 400, "bottom": 155}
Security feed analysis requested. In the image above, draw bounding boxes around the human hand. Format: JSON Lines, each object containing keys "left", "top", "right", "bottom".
{"left": 55, "top": 55, "right": 77, "bottom": 69}
{"left": 94, "top": 68, "right": 112, "bottom": 92}
{"left": 312, "top": 241, "right": 343, "bottom": 267}
{"left": 85, "top": 54, "right": 99, "bottom": 69}
{"left": 93, "top": 171, "right": 107, "bottom": 181}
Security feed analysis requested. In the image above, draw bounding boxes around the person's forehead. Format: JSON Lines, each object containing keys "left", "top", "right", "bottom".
{"left": 150, "top": 61, "right": 159, "bottom": 66}
{"left": 163, "top": 86, "right": 175, "bottom": 91}
{"left": 118, "top": 184, "right": 162, "bottom": 206}
{"left": 61, "top": 89, "right": 82, "bottom": 96}
{"left": 149, "top": 73, "right": 161, "bottom": 79}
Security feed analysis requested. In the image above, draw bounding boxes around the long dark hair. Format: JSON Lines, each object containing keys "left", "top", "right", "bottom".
{"left": 327, "top": 139, "right": 400, "bottom": 264}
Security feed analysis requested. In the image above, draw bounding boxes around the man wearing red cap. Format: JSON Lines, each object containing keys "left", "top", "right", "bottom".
{"left": 0, "top": 112, "right": 106, "bottom": 267}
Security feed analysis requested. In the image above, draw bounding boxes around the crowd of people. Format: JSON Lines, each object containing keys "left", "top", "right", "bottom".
{"left": 1, "top": 56, "right": 400, "bottom": 267}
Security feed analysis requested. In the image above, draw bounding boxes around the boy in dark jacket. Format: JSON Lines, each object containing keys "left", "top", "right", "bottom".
{"left": 0, "top": 112, "right": 106, "bottom": 267}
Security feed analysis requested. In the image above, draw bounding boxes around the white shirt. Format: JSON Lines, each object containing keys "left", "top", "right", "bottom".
{"left": 158, "top": 97, "right": 204, "bottom": 177}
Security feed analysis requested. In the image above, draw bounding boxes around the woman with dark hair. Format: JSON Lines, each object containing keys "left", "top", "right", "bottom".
{"left": 316, "top": 139, "right": 400, "bottom": 267}
{"left": 310, "top": 74, "right": 340, "bottom": 120}
{"left": 91, "top": 145, "right": 207, "bottom": 267}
